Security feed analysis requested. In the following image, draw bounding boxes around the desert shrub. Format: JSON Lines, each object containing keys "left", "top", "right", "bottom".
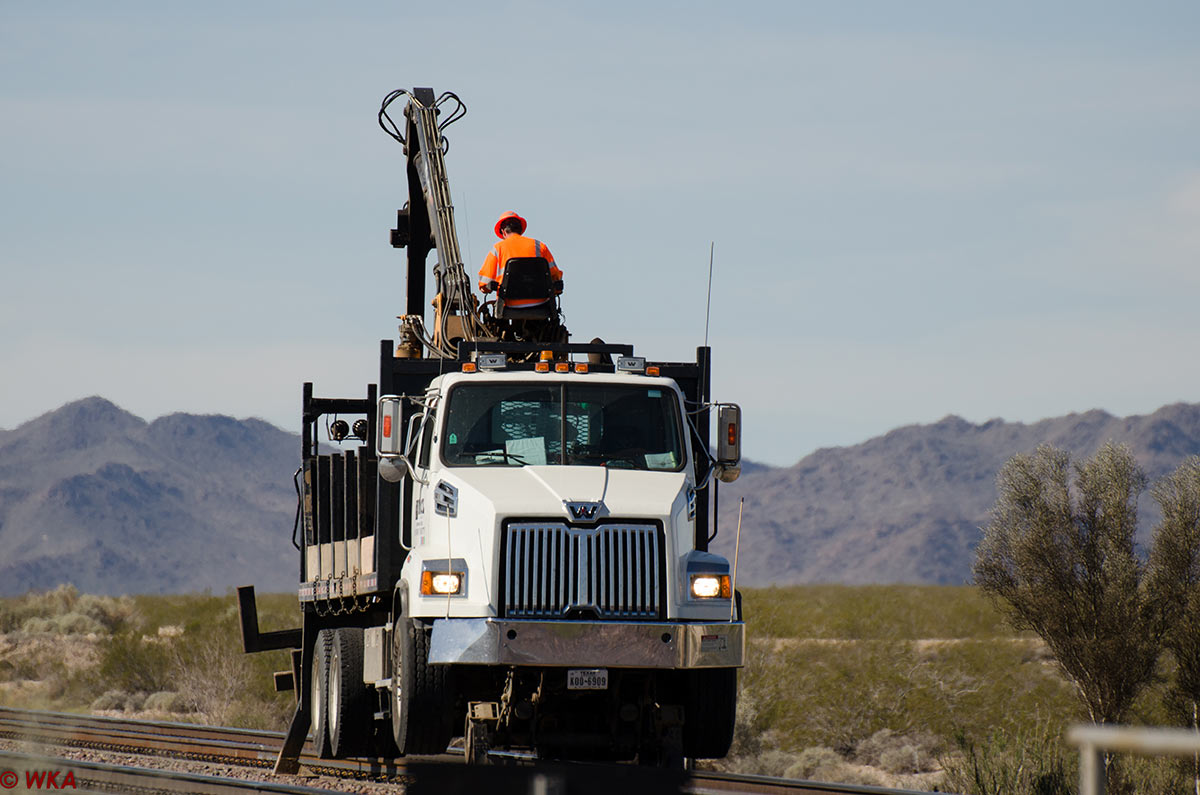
{"left": 0, "top": 586, "right": 136, "bottom": 634}
{"left": 854, "top": 728, "right": 940, "bottom": 773}
{"left": 785, "top": 746, "right": 843, "bottom": 779}
{"left": 783, "top": 746, "right": 885, "bottom": 786}
{"left": 941, "top": 722, "right": 1073, "bottom": 795}
{"left": 731, "top": 748, "right": 800, "bottom": 777}
{"left": 143, "top": 691, "right": 192, "bottom": 713}
{"left": 89, "top": 689, "right": 145, "bottom": 712}
{"left": 22, "top": 612, "right": 105, "bottom": 635}
{"left": 162, "top": 598, "right": 294, "bottom": 730}
{"left": 74, "top": 593, "right": 137, "bottom": 631}
{"left": 90, "top": 690, "right": 127, "bottom": 711}
{"left": 171, "top": 625, "right": 253, "bottom": 727}
{"left": 1118, "top": 755, "right": 1194, "bottom": 795}
{"left": 99, "top": 631, "right": 173, "bottom": 694}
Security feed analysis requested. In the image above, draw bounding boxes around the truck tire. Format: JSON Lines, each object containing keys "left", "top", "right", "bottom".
{"left": 681, "top": 667, "right": 737, "bottom": 759}
{"left": 329, "top": 627, "right": 370, "bottom": 758}
{"left": 391, "top": 597, "right": 454, "bottom": 755}
{"left": 310, "top": 629, "right": 334, "bottom": 759}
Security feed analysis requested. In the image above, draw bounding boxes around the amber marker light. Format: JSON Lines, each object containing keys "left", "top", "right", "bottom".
{"left": 555, "top": 362, "right": 569, "bottom": 372}
{"left": 535, "top": 362, "right": 550, "bottom": 373}
{"left": 461, "top": 362, "right": 478, "bottom": 373}
{"left": 574, "top": 363, "right": 589, "bottom": 374}
{"left": 646, "top": 365, "right": 660, "bottom": 376}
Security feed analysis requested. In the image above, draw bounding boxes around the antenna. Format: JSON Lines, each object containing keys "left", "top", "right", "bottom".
{"left": 703, "top": 242, "right": 714, "bottom": 349}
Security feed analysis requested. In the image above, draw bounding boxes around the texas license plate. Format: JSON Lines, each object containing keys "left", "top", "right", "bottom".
{"left": 567, "top": 668, "right": 608, "bottom": 690}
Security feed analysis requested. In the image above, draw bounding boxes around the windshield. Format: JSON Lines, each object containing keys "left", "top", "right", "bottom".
{"left": 441, "top": 382, "right": 685, "bottom": 470}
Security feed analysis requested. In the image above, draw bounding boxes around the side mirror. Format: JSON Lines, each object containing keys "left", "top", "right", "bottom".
{"left": 377, "top": 395, "right": 404, "bottom": 456}
{"left": 715, "top": 404, "right": 741, "bottom": 483}
{"left": 377, "top": 395, "right": 421, "bottom": 484}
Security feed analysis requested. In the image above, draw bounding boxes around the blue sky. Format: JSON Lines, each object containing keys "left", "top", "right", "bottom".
{"left": 2, "top": 2, "right": 1198, "bottom": 466}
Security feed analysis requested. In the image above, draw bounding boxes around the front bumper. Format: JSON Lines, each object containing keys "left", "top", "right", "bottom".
{"left": 427, "top": 619, "right": 744, "bottom": 669}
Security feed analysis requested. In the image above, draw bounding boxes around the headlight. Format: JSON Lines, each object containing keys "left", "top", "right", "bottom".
{"left": 690, "top": 573, "right": 731, "bottom": 599}
{"left": 420, "top": 559, "right": 467, "bottom": 596}
{"left": 424, "top": 572, "right": 463, "bottom": 595}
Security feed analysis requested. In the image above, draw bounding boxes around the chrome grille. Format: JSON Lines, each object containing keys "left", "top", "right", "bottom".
{"left": 503, "top": 523, "right": 661, "bottom": 619}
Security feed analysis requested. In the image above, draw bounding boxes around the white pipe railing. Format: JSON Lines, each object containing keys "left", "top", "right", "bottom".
{"left": 1067, "top": 724, "right": 1200, "bottom": 795}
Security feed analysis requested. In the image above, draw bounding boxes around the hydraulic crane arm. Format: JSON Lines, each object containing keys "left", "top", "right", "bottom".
{"left": 380, "top": 87, "right": 489, "bottom": 357}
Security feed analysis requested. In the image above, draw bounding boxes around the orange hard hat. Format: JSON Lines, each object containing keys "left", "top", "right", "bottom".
{"left": 494, "top": 211, "right": 527, "bottom": 238}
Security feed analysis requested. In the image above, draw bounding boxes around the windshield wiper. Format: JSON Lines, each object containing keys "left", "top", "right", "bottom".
{"left": 476, "top": 450, "right": 529, "bottom": 466}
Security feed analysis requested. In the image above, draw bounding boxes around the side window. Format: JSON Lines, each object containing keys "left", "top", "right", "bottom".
{"left": 418, "top": 411, "right": 436, "bottom": 469}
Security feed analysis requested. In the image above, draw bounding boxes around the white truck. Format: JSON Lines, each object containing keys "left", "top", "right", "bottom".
{"left": 238, "top": 87, "right": 744, "bottom": 771}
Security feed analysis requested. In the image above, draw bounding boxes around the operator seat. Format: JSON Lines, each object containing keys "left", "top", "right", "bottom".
{"left": 494, "top": 257, "right": 558, "bottom": 321}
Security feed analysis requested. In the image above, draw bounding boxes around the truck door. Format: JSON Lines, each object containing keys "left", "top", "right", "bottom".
{"left": 411, "top": 410, "right": 437, "bottom": 548}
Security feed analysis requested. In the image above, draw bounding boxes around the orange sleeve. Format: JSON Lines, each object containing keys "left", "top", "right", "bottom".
{"left": 478, "top": 246, "right": 499, "bottom": 286}
{"left": 541, "top": 244, "right": 562, "bottom": 281}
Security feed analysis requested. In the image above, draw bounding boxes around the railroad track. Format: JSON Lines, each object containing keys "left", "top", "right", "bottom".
{"left": 0, "top": 748, "right": 338, "bottom": 795}
{"left": 0, "top": 707, "right": 939, "bottom": 795}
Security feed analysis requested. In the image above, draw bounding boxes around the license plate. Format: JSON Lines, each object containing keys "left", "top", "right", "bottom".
{"left": 567, "top": 668, "right": 608, "bottom": 690}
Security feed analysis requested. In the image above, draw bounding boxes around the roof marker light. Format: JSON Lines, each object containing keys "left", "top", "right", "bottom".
{"left": 646, "top": 365, "right": 660, "bottom": 376}
{"left": 461, "top": 362, "right": 478, "bottom": 373}
{"left": 574, "top": 363, "right": 589, "bottom": 374}
{"left": 535, "top": 361, "right": 550, "bottom": 373}
{"left": 555, "top": 362, "right": 569, "bottom": 373}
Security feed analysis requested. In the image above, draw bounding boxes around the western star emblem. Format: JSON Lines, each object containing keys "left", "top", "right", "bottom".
{"left": 564, "top": 501, "right": 603, "bottom": 523}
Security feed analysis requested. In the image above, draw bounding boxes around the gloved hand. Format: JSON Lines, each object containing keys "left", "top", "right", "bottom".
{"left": 553, "top": 279, "right": 564, "bottom": 294}
{"left": 480, "top": 279, "right": 499, "bottom": 294}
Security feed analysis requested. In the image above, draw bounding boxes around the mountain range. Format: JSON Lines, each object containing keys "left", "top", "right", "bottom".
{"left": 0, "top": 398, "right": 299, "bottom": 596}
{"left": 2, "top": 397, "right": 1199, "bottom": 595}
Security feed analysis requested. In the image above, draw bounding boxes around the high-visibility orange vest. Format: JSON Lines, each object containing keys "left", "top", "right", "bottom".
{"left": 478, "top": 233, "right": 564, "bottom": 307}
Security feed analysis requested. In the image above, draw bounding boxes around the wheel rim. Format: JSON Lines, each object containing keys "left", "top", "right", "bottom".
{"left": 311, "top": 657, "right": 322, "bottom": 733}
{"left": 328, "top": 653, "right": 340, "bottom": 738}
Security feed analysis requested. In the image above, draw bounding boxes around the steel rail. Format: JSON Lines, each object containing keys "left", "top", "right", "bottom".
{"left": 0, "top": 706, "right": 401, "bottom": 779}
{"left": 0, "top": 749, "right": 338, "bottom": 795}
{"left": 0, "top": 707, "right": 939, "bottom": 795}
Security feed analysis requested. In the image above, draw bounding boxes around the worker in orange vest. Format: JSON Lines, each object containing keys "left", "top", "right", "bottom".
{"left": 478, "top": 211, "right": 564, "bottom": 308}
